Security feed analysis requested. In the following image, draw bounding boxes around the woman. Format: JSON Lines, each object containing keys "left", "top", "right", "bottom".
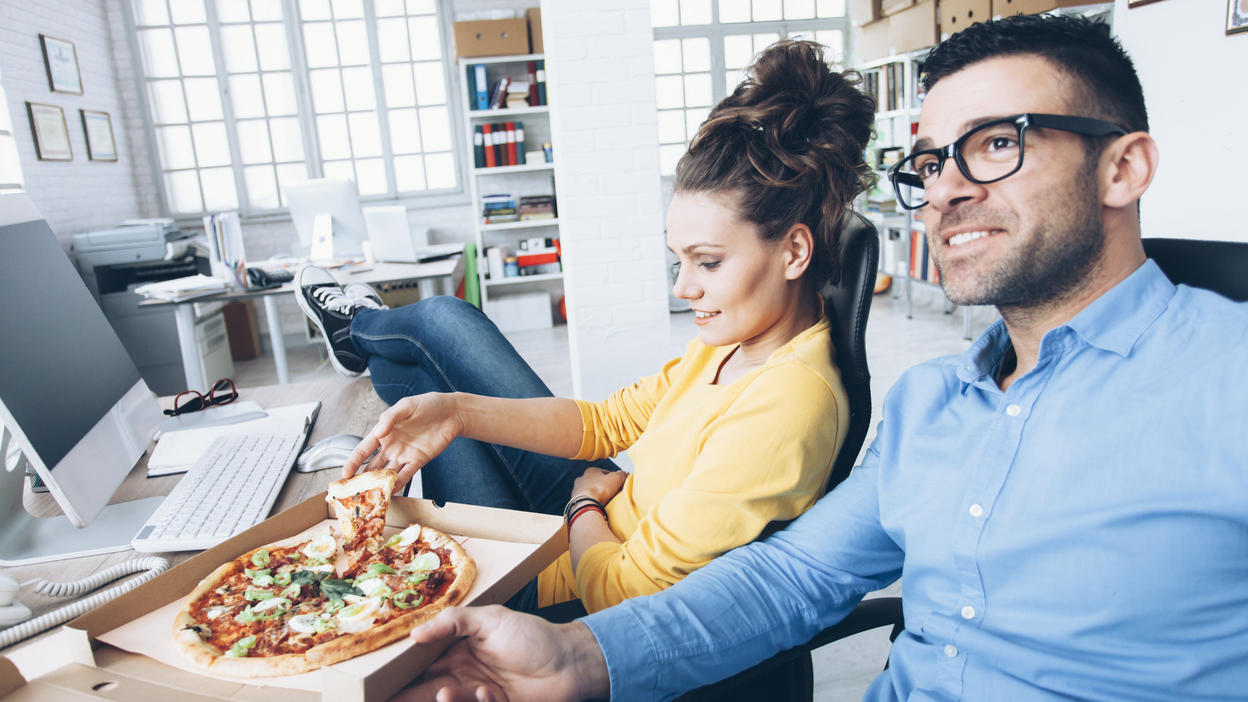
{"left": 296, "top": 40, "right": 874, "bottom": 614}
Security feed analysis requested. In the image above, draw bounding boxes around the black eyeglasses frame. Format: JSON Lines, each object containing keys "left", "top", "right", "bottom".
{"left": 163, "top": 378, "right": 239, "bottom": 417}
{"left": 888, "top": 113, "right": 1129, "bottom": 210}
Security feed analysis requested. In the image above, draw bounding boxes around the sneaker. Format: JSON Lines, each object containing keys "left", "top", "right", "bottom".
{"left": 343, "top": 281, "right": 388, "bottom": 310}
{"left": 295, "top": 266, "right": 371, "bottom": 377}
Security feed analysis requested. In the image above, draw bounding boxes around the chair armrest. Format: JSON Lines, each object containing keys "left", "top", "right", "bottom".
{"left": 805, "top": 596, "right": 904, "bottom": 650}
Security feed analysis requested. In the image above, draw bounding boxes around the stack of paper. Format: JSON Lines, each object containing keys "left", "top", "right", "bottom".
{"left": 134, "top": 274, "right": 227, "bottom": 302}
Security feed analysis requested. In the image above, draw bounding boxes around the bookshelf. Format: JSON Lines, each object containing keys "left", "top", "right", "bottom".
{"left": 459, "top": 53, "right": 564, "bottom": 331}
{"left": 858, "top": 49, "right": 973, "bottom": 339}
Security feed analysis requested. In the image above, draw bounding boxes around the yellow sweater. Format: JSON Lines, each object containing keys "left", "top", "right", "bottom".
{"left": 535, "top": 317, "right": 848, "bottom": 612}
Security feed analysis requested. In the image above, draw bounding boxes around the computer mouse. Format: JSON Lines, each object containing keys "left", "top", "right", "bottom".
{"left": 295, "top": 434, "right": 364, "bottom": 473}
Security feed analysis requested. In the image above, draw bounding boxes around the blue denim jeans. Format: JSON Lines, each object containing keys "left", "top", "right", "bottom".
{"left": 348, "top": 296, "right": 616, "bottom": 517}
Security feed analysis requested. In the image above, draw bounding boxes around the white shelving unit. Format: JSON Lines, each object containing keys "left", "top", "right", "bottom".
{"left": 458, "top": 54, "right": 564, "bottom": 327}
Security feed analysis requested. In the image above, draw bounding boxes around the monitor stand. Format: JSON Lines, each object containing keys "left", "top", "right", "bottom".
{"left": 0, "top": 448, "right": 162, "bottom": 566}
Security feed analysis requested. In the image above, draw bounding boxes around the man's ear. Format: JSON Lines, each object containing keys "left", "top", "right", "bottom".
{"left": 1101, "top": 132, "right": 1159, "bottom": 209}
{"left": 782, "top": 223, "right": 814, "bottom": 280}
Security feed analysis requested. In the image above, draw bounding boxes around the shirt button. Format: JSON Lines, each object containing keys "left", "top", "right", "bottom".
{"left": 969, "top": 504, "right": 984, "bottom": 518}
{"left": 961, "top": 606, "right": 975, "bottom": 619}
{"left": 944, "top": 644, "right": 958, "bottom": 658}
{"left": 1005, "top": 404, "right": 1022, "bottom": 417}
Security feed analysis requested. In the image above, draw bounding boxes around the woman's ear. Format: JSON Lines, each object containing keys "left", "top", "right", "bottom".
{"left": 782, "top": 223, "right": 814, "bottom": 280}
{"left": 1100, "top": 132, "right": 1159, "bottom": 210}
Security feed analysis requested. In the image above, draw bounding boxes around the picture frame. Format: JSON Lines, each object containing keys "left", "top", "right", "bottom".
{"left": 26, "top": 102, "right": 72, "bottom": 161}
{"left": 39, "top": 34, "right": 83, "bottom": 95}
{"left": 1230, "top": 0, "right": 1248, "bottom": 35}
{"left": 80, "top": 109, "right": 117, "bottom": 161}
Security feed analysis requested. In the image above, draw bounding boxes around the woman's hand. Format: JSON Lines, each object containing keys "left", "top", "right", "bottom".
{"left": 570, "top": 467, "right": 627, "bottom": 504}
{"left": 342, "top": 392, "right": 462, "bottom": 490}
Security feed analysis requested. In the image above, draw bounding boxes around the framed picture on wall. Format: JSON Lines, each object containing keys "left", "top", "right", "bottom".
{"left": 1230, "top": 0, "right": 1248, "bottom": 35}
{"left": 80, "top": 109, "right": 117, "bottom": 161}
{"left": 39, "top": 34, "right": 83, "bottom": 95}
{"left": 26, "top": 102, "right": 72, "bottom": 161}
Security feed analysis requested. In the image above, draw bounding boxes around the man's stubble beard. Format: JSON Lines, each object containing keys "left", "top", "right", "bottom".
{"left": 932, "top": 164, "right": 1106, "bottom": 313}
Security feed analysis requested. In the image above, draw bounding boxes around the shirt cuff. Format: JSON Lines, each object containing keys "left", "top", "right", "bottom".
{"left": 571, "top": 399, "right": 598, "bottom": 460}
{"left": 581, "top": 602, "right": 661, "bottom": 701}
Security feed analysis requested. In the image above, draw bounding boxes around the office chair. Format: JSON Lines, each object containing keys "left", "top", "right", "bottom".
{"left": 683, "top": 237, "right": 1247, "bottom": 701}
{"left": 533, "top": 215, "right": 882, "bottom": 699}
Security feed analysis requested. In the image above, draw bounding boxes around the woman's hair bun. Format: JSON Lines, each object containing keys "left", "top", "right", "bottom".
{"left": 675, "top": 39, "right": 876, "bottom": 288}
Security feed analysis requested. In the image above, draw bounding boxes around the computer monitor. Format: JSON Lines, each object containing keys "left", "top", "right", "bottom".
{"left": 283, "top": 178, "right": 368, "bottom": 260}
{"left": 0, "top": 193, "right": 165, "bottom": 565}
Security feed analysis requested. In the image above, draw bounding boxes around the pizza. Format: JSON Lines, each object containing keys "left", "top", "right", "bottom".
{"left": 173, "top": 470, "right": 476, "bottom": 677}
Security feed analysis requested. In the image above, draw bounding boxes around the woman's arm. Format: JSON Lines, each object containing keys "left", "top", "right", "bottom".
{"left": 341, "top": 392, "right": 583, "bottom": 489}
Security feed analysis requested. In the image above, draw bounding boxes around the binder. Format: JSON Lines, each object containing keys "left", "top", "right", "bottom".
{"left": 505, "top": 121, "right": 519, "bottom": 166}
{"left": 482, "top": 123, "right": 497, "bottom": 168}
{"left": 492, "top": 122, "right": 505, "bottom": 166}
{"left": 473, "top": 125, "right": 486, "bottom": 168}
{"left": 535, "top": 60, "right": 547, "bottom": 105}
{"left": 472, "top": 64, "right": 488, "bottom": 110}
{"left": 527, "top": 61, "right": 539, "bottom": 106}
{"left": 515, "top": 121, "right": 526, "bottom": 165}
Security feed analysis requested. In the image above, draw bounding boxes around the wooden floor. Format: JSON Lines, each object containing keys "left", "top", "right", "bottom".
{"left": 235, "top": 286, "right": 995, "bottom": 700}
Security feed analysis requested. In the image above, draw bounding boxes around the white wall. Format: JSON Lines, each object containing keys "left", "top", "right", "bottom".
{"left": 1113, "top": 0, "right": 1248, "bottom": 242}
{"left": 542, "top": 0, "right": 671, "bottom": 401}
{"left": 0, "top": 0, "right": 147, "bottom": 245}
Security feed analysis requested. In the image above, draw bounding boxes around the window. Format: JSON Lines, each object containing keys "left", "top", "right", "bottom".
{"left": 652, "top": 0, "right": 849, "bottom": 175}
{"left": 0, "top": 71, "right": 22, "bottom": 193}
{"left": 127, "top": 0, "right": 461, "bottom": 218}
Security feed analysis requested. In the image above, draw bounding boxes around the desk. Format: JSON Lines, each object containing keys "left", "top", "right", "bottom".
{"left": 144, "top": 260, "right": 457, "bottom": 391}
{"left": 2, "top": 377, "right": 389, "bottom": 676}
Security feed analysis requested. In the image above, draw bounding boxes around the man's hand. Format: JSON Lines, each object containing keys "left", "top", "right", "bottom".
{"left": 342, "top": 393, "right": 462, "bottom": 490}
{"left": 391, "top": 605, "right": 609, "bottom": 702}
{"left": 571, "top": 467, "right": 627, "bottom": 505}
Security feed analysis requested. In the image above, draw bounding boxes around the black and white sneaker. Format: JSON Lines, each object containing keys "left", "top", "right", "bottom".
{"left": 295, "top": 266, "right": 373, "bottom": 377}
{"left": 343, "top": 281, "right": 388, "bottom": 310}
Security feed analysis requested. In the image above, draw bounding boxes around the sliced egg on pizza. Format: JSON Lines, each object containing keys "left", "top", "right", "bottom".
{"left": 395, "top": 524, "right": 422, "bottom": 549}
{"left": 336, "top": 596, "right": 384, "bottom": 633}
{"left": 302, "top": 533, "right": 337, "bottom": 560}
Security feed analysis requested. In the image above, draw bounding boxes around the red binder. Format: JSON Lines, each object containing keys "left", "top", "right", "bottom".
{"left": 482, "top": 124, "right": 497, "bottom": 168}
{"left": 505, "top": 121, "right": 519, "bottom": 166}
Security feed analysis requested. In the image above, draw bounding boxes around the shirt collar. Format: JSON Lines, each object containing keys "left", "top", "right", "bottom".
{"left": 954, "top": 259, "right": 1176, "bottom": 385}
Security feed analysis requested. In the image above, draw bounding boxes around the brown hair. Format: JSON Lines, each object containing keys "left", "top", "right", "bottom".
{"left": 674, "top": 40, "right": 875, "bottom": 287}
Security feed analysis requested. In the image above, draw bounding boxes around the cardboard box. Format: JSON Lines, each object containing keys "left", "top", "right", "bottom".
{"left": 1, "top": 495, "right": 564, "bottom": 701}
{"left": 849, "top": 0, "right": 882, "bottom": 25}
{"left": 485, "top": 291, "right": 553, "bottom": 333}
{"left": 526, "top": 7, "right": 543, "bottom": 54}
{"left": 452, "top": 18, "right": 529, "bottom": 58}
{"left": 992, "top": 0, "right": 1093, "bottom": 16}
{"left": 941, "top": 0, "right": 991, "bottom": 39}
{"left": 855, "top": 18, "right": 892, "bottom": 63}
{"left": 881, "top": 0, "right": 916, "bottom": 15}
{"left": 887, "top": 0, "right": 938, "bottom": 54}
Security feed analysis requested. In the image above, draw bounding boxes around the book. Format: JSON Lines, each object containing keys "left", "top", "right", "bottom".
{"left": 482, "top": 123, "right": 496, "bottom": 168}
{"left": 473, "top": 125, "right": 485, "bottom": 168}
{"left": 472, "top": 64, "right": 488, "bottom": 110}
{"left": 489, "top": 76, "right": 510, "bottom": 110}
{"left": 527, "top": 61, "right": 539, "bottom": 106}
{"left": 493, "top": 122, "right": 505, "bottom": 165}
{"left": 515, "top": 122, "right": 526, "bottom": 164}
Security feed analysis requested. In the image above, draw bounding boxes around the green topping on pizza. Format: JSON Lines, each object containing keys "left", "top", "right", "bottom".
{"left": 225, "top": 635, "right": 257, "bottom": 657}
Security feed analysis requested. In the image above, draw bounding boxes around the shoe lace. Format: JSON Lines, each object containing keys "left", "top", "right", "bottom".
{"left": 311, "top": 286, "right": 361, "bottom": 314}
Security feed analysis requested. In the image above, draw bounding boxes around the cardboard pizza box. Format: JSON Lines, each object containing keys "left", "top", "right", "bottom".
{"left": 1, "top": 495, "right": 566, "bottom": 701}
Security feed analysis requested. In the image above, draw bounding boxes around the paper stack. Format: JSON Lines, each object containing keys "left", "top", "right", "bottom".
{"left": 134, "top": 274, "right": 227, "bottom": 302}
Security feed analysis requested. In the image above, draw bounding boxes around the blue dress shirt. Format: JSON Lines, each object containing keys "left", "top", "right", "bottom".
{"left": 583, "top": 260, "right": 1248, "bottom": 701}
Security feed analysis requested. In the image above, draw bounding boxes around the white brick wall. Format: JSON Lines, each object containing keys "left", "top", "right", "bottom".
{"left": 543, "top": 0, "right": 669, "bottom": 400}
{"left": 0, "top": 0, "right": 147, "bottom": 246}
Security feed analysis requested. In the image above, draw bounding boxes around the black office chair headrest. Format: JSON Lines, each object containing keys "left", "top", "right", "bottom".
{"left": 1142, "top": 238, "right": 1248, "bottom": 303}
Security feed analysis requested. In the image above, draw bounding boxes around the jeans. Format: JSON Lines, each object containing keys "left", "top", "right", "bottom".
{"left": 348, "top": 295, "right": 617, "bottom": 516}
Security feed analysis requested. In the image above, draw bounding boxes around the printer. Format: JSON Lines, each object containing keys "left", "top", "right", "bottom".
{"left": 73, "top": 220, "right": 233, "bottom": 396}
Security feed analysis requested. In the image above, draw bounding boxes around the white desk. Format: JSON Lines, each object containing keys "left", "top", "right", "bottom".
{"left": 144, "top": 260, "right": 457, "bottom": 391}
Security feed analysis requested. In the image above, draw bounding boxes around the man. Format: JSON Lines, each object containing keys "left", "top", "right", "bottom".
{"left": 399, "top": 15, "right": 1248, "bottom": 701}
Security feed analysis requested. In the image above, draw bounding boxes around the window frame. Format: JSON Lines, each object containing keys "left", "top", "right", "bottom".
{"left": 122, "top": 0, "right": 470, "bottom": 225}
{"left": 652, "top": 2, "right": 850, "bottom": 178}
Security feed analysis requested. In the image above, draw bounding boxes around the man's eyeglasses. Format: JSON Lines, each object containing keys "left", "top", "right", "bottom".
{"left": 163, "top": 378, "right": 238, "bottom": 416}
{"left": 888, "top": 113, "right": 1128, "bottom": 210}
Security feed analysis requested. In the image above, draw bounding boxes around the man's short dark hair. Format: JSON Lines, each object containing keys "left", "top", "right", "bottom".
{"left": 922, "top": 14, "right": 1148, "bottom": 134}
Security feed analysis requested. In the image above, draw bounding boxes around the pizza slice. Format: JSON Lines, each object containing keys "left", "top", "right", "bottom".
{"left": 326, "top": 469, "right": 399, "bottom": 570}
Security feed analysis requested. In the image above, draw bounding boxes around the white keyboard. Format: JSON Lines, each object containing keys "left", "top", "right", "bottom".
{"left": 132, "top": 433, "right": 304, "bottom": 553}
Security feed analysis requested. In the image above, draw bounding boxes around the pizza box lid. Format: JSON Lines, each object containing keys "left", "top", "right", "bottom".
{"left": 3, "top": 494, "right": 566, "bottom": 701}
